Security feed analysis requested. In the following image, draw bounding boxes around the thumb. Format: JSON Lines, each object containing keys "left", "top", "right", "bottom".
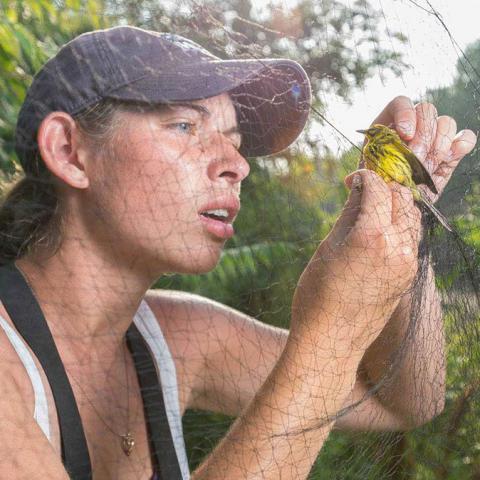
{"left": 344, "top": 171, "right": 358, "bottom": 189}
{"left": 355, "top": 169, "right": 393, "bottom": 230}
{"left": 326, "top": 172, "right": 364, "bottom": 247}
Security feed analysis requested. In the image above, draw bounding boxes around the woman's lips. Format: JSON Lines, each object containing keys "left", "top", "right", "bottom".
{"left": 199, "top": 214, "right": 235, "bottom": 239}
{"left": 198, "top": 197, "right": 240, "bottom": 240}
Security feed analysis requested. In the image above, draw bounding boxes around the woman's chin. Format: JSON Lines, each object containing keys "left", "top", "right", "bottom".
{"left": 166, "top": 248, "right": 223, "bottom": 275}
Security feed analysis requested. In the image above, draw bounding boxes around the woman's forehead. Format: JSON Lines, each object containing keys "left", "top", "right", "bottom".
{"left": 118, "top": 93, "right": 241, "bottom": 145}
{"left": 133, "top": 93, "right": 237, "bottom": 127}
{"left": 190, "top": 93, "right": 237, "bottom": 122}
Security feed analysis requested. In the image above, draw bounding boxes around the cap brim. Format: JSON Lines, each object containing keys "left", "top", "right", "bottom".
{"left": 106, "top": 58, "right": 311, "bottom": 157}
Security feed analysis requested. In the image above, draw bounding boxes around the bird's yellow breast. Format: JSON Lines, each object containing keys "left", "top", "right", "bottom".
{"left": 364, "top": 142, "right": 418, "bottom": 193}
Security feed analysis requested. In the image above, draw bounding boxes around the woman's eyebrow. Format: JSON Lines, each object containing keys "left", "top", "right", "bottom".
{"left": 223, "top": 126, "right": 242, "bottom": 148}
{"left": 165, "top": 103, "right": 211, "bottom": 117}
{"left": 223, "top": 126, "right": 241, "bottom": 136}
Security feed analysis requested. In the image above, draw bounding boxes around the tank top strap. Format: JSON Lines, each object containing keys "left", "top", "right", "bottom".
{"left": 133, "top": 300, "right": 190, "bottom": 479}
{"left": 126, "top": 321, "right": 184, "bottom": 480}
{"left": 0, "top": 263, "right": 92, "bottom": 480}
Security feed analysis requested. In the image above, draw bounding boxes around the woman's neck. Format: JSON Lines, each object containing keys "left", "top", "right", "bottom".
{"left": 15, "top": 235, "right": 159, "bottom": 362}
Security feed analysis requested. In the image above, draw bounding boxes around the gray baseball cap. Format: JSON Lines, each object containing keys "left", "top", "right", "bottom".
{"left": 15, "top": 26, "right": 311, "bottom": 169}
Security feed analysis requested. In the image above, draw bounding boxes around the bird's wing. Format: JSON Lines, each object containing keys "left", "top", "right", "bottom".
{"left": 398, "top": 142, "right": 438, "bottom": 195}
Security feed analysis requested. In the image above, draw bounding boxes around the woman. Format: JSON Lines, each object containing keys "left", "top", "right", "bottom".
{"left": 0, "top": 25, "right": 476, "bottom": 479}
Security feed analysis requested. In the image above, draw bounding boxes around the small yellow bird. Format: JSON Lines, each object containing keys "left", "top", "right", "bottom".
{"left": 356, "top": 124, "right": 452, "bottom": 232}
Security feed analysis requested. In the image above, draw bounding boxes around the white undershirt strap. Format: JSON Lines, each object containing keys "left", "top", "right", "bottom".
{"left": 0, "top": 314, "right": 51, "bottom": 440}
{"left": 134, "top": 300, "right": 191, "bottom": 480}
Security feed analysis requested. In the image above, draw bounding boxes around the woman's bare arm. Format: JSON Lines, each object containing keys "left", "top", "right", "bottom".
{"left": 0, "top": 364, "right": 70, "bottom": 480}
{"left": 155, "top": 168, "right": 420, "bottom": 479}
{"left": 159, "top": 284, "right": 443, "bottom": 431}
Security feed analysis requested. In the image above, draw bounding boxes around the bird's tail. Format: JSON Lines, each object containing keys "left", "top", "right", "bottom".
{"left": 419, "top": 192, "right": 453, "bottom": 232}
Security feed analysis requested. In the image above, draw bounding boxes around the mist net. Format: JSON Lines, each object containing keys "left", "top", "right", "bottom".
{"left": 0, "top": 0, "right": 479, "bottom": 479}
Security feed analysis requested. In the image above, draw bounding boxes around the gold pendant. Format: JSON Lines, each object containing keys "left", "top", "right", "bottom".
{"left": 121, "top": 432, "right": 135, "bottom": 456}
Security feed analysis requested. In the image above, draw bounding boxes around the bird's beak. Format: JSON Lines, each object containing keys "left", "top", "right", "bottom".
{"left": 356, "top": 129, "right": 367, "bottom": 134}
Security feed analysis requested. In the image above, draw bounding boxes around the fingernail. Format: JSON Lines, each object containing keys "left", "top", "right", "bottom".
{"left": 353, "top": 173, "right": 362, "bottom": 191}
{"left": 397, "top": 122, "right": 414, "bottom": 137}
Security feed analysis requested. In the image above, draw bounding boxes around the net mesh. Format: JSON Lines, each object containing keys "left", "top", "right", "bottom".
{"left": 0, "top": 0, "right": 479, "bottom": 479}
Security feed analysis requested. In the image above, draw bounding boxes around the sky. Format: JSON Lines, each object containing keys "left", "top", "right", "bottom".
{"left": 316, "top": 0, "right": 480, "bottom": 151}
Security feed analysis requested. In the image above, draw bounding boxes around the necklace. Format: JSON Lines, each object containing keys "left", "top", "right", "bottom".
{"left": 72, "top": 339, "right": 136, "bottom": 457}
{"left": 15, "top": 263, "right": 136, "bottom": 456}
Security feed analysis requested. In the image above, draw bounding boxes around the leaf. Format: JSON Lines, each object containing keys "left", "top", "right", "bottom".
{"left": 0, "top": 23, "right": 21, "bottom": 58}
{"left": 14, "top": 23, "right": 47, "bottom": 73}
{"left": 29, "top": 1, "right": 44, "bottom": 22}
{"left": 5, "top": 5, "right": 18, "bottom": 23}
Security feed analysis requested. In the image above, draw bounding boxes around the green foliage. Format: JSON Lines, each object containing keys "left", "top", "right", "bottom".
{"left": 0, "top": 0, "right": 110, "bottom": 172}
{"left": 156, "top": 240, "right": 304, "bottom": 329}
{"left": 182, "top": 409, "right": 235, "bottom": 471}
{"left": 312, "top": 430, "right": 410, "bottom": 479}
{"left": 458, "top": 183, "right": 480, "bottom": 252}
{"left": 427, "top": 39, "right": 480, "bottom": 130}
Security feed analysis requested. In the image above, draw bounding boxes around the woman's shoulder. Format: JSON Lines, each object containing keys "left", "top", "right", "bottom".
{"left": 144, "top": 288, "right": 222, "bottom": 309}
{"left": 143, "top": 288, "right": 235, "bottom": 331}
{"left": 141, "top": 289, "right": 226, "bottom": 414}
{"left": 0, "top": 302, "right": 36, "bottom": 414}
{"left": 142, "top": 289, "right": 275, "bottom": 359}
{"left": 142, "top": 289, "right": 232, "bottom": 357}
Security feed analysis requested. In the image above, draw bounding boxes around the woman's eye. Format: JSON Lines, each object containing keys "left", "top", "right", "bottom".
{"left": 171, "top": 122, "right": 196, "bottom": 134}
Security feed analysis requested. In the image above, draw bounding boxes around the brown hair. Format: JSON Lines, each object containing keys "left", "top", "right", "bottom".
{"left": 0, "top": 99, "right": 125, "bottom": 264}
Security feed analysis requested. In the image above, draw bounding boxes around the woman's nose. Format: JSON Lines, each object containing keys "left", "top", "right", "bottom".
{"left": 206, "top": 136, "right": 250, "bottom": 184}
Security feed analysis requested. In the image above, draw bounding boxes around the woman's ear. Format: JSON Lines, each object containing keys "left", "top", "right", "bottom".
{"left": 37, "top": 112, "right": 90, "bottom": 189}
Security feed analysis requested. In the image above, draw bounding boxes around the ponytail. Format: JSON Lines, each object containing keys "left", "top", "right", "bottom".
{"left": 0, "top": 167, "right": 60, "bottom": 264}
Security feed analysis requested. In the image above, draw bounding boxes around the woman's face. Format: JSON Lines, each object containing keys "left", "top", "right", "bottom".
{"left": 84, "top": 93, "right": 250, "bottom": 275}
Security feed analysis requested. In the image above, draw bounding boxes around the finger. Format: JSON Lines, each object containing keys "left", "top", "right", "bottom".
{"left": 373, "top": 96, "right": 416, "bottom": 141}
{"left": 339, "top": 171, "right": 364, "bottom": 226}
{"left": 409, "top": 102, "right": 438, "bottom": 163}
{"left": 390, "top": 182, "right": 418, "bottom": 226}
{"left": 344, "top": 171, "right": 358, "bottom": 189}
{"left": 390, "top": 183, "right": 422, "bottom": 248}
{"left": 356, "top": 169, "right": 393, "bottom": 230}
{"left": 391, "top": 97, "right": 417, "bottom": 141}
{"left": 450, "top": 129, "right": 477, "bottom": 161}
{"left": 372, "top": 96, "right": 416, "bottom": 138}
{"left": 327, "top": 171, "right": 364, "bottom": 247}
{"left": 430, "top": 115, "right": 457, "bottom": 172}
{"left": 434, "top": 129, "right": 478, "bottom": 188}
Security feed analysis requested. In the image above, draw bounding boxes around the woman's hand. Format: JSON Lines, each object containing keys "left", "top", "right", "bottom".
{"left": 370, "top": 95, "right": 477, "bottom": 200}
{"left": 289, "top": 95, "right": 476, "bottom": 365}
{"left": 345, "top": 97, "right": 477, "bottom": 425}
{"left": 291, "top": 167, "right": 420, "bottom": 357}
